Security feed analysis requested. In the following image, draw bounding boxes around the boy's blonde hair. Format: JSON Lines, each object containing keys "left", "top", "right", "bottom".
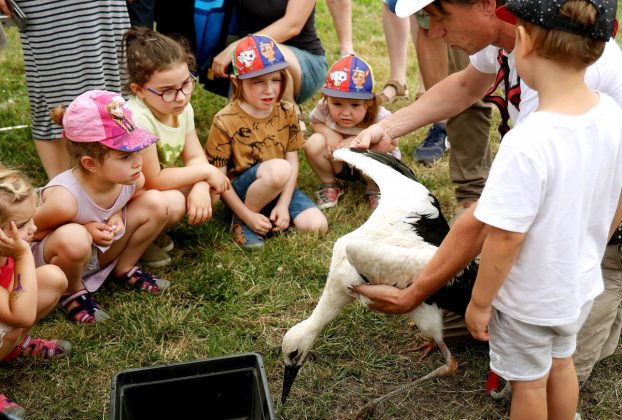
{"left": 519, "top": 0, "right": 606, "bottom": 68}
{"left": 50, "top": 105, "right": 112, "bottom": 170}
{"left": 0, "top": 166, "right": 34, "bottom": 227}
{"left": 231, "top": 69, "right": 289, "bottom": 103}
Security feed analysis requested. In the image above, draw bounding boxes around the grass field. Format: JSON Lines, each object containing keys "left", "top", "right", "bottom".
{"left": 1, "top": 1, "right": 621, "bottom": 418}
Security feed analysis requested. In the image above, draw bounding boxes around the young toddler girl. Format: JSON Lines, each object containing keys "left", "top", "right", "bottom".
{"left": 32, "top": 90, "right": 170, "bottom": 324}
{"left": 206, "top": 35, "right": 328, "bottom": 249}
{"left": 0, "top": 167, "right": 70, "bottom": 417}
{"left": 124, "top": 27, "right": 231, "bottom": 266}
{"left": 305, "top": 55, "right": 401, "bottom": 210}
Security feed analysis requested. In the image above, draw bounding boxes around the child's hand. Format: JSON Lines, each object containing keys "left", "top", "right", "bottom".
{"left": 245, "top": 212, "right": 272, "bottom": 236}
{"left": 107, "top": 212, "right": 125, "bottom": 235}
{"left": 465, "top": 301, "right": 492, "bottom": 341}
{"left": 84, "top": 222, "right": 116, "bottom": 247}
{"left": 0, "top": 221, "right": 30, "bottom": 258}
{"left": 205, "top": 166, "right": 231, "bottom": 194}
{"left": 187, "top": 182, "right": 213, "bottom": 225}
{"left": 269, "top": 204, "right": 290, "bottom": 232}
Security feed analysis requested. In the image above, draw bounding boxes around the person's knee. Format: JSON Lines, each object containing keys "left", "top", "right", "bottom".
{"left": 37, "top": 264, "right": 68, "bottom": 295}
{"left": 294, "top": 209, "right": 328, "bottom": 234}
{"left": 135, "top": 189, "right": 169, "bottom": 222}
{"left": 259, "top": 159, "right": 292, "bottom": 189}
{"left": 165, "top": 190, "right": 187, "bottom": 224}
{"left": 51, "top": 224, "right": 92, "bottom": 262}
{"left": 305, "top": 133, "right": 327, "bottom": 158}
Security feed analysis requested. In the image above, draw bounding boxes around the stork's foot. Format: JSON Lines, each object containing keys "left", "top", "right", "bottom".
{"left": 401, "top": 339, "right": 437, "bottom": 360}
{"left": 355, "top": 339, "right": 457, "bottom": 418}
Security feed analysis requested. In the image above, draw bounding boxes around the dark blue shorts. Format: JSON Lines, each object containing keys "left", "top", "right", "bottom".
{"left": 232, "top": 163, "right": 318, "bottom": 221}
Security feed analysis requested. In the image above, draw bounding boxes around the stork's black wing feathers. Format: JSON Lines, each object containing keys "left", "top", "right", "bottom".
{"left": 425, "top": 261, "right": 479, "bottom": 316}
{"left": 405, "top": 199, "right": 450, "bottom": 247}
{"left": 348, "top": 148, "right": 419, "bottom": 182}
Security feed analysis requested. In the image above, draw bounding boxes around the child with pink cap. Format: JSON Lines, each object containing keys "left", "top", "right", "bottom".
{"left": 32, "top": 90, "right": 170, "bottom": 324}
{"left": 305, "top": 55, "right": 400, "bottom": 210}
{"left": 206, "top": 35, "right": 328, "bottom": 249}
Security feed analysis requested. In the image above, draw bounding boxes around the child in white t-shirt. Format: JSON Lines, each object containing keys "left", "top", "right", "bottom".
{"left": 305, "top": 55, "right": 400, "bottom": 210}
{"left": 465, "top": 0, "right": 622, "bottom": 418}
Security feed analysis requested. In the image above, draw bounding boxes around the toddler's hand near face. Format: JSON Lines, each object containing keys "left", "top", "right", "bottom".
{"left": 0, "top": 221, "right": 30, "bottom": 258}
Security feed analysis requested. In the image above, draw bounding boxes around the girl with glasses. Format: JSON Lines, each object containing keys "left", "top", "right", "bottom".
{"left": 124, "top": 28, "right": 230, "bottom": 267}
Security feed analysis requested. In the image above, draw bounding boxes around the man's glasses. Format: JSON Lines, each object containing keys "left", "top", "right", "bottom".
{"left": 143, "top": 74, "right": 196, "bottom": 103}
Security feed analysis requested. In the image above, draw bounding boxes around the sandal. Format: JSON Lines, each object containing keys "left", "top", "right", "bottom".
{"left": 377, "top": 80, "right": 409, "bottom": 105}
{"left": 60, "top": 289, "right": 110, "bottom": 324}
{"left": 3, "top": 336, "right": 71, "bottom": 362}
{"left": 112, "top": 266, "right": 170, "bottom": 294}
{"left": 0, "top": 394, "right": 25, "bottom": 417}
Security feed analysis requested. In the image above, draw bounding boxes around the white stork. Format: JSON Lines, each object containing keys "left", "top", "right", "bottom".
{"left": 281, "top": 149, "right": 479, "bottom": 417}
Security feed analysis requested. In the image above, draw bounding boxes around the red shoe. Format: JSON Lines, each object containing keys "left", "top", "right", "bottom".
{"left": 3, "top": 336, "right": 71, "bottom": 362}
{"left": 0, "top": 394, "right": 25, "bottom": 418}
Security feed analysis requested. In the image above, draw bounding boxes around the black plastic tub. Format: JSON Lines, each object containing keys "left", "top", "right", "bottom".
{"left": 109, "top": 352, "right": 275, "bottom": 420}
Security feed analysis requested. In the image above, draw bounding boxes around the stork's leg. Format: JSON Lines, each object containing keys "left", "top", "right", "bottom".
{"left": 354, "top": 338, "right": 458, "bottom": 420}
{"left": 401, "top": 339, "right": 438, "bottom": 360}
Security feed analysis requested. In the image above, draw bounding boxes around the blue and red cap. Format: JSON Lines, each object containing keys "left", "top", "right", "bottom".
{"left": 232, "top": 35, "right": 289, "bottom": 80}
{"left": 322, "top": 55, "right": 375, "bottom": 100}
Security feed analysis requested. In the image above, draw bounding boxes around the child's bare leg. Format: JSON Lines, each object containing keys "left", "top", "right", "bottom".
{"left": 245, "top": 160, "right": 291, "bottom": 212}
{"left": 102, "top": 190, "right": 168, "bottom": 275}
{"left": 0, "top": 328, "right": 25, "bottom": 359}
{"left": 35, "top": 265, "right": 67, "bottom": 321}
{"left": 43, "top": 224, "right": 92, "bottom": 293}
{"left": 305, "top": 133, "right": 339, "bottom": 184}
{"left": 162, "top": 189, "right": 186, "bottom": 228}
{"left": 547, "top": 357, "right": 578, "bottom": 420}
{"left": 509, "top": 376, "right": 548, "bottom": 420}
{"left": 293, "top": 208, "right": 329, "bottom": 234}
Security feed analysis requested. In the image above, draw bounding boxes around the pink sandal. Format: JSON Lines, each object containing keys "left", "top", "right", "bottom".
{"left": 0, "top": 394, "right": 25, "bottom": 417}
{"left": 2, "top": 336, "right": 71, "bottom": 362}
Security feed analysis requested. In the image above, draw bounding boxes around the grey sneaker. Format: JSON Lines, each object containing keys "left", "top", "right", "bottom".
{"left": 153, "top": 232, "right": 174, "bottom": 252}
{"left": 139, "top": 243, "right": 172, "bottom": 268}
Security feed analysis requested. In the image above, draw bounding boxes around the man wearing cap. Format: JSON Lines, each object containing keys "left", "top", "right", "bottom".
{"left": 353, "top": 0, "right": 622, "bottom": 385}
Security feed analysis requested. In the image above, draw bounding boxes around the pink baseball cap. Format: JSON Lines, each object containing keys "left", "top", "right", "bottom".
{"left": 62, "top": 90, "right": 158, "bottom": 152}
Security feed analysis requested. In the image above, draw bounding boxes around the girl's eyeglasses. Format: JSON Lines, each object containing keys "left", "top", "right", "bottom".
{"left": 143, "top": 74, "right": 196, "bottom": 103}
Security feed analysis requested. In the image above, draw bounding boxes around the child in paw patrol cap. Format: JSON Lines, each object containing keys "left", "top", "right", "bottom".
{"left": 33, "top": 89, "right": 171, "bottom": 324}
{"left": 205, "top": 34, "right": 328, "bottom": 250}
{"left": 305, "top": 55, "right": 401, "bottom": 210}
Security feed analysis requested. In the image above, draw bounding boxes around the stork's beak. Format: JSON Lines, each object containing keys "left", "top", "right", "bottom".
{"left": 281, "top": 363, "right": 301, "bottom": 404}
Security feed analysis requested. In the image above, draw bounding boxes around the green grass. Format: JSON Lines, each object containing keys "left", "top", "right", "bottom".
{"left": 1, "top": 1, "right": 622, "bottom": 418}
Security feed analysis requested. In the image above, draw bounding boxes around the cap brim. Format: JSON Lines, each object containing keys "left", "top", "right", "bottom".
{"left": 495, "top": 5, "right": 517, "bottom": 25}
{"left": 236, "top": 61, "right": 289, "bottom": 80}
{"left": 322, "top": 87, "right": 374, "bottom": 100}
{"left": 395, "top": 0, "right": 434, "bottom": 17}
{"left": 101, "top": 128, "right": 158, "bottom": 152}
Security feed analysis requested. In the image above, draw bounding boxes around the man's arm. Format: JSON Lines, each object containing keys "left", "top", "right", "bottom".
{"left": 352, "top": 64, "right": 496, "bottom": 150}
{"left": 354, "top": 204, "right": 488, "bottom": 313}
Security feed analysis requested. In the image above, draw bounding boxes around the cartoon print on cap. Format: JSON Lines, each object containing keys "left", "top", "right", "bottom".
{"left": 106, "top": 96, "right": 136, "bottom": 134}
{"left": 329, "top": 69, "right": 348, "bottom": 87}
{"left": 237, "top": 48, "right": 257, "bottom": 70}
{"left": 352, "top": 68, "right": 369, "bottom": 91}
{"left": 259, "top": 40, "right": 276, "bottom": 63}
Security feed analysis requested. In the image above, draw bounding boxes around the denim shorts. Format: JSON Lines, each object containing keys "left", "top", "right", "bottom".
{"left": 488, "top": 300, "right": 593, "bottom": 381}
{"left": 288, "top": 46, "right": 327, "bottom": 104}
{"left": 232, "top": 163, "right": 318, "bottom": 221}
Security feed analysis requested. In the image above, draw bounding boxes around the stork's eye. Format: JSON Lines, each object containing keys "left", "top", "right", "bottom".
{"left": 289, "top": 349, "right": 299, "bottom": 363}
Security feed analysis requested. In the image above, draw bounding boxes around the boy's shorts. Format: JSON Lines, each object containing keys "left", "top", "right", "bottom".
{"left": 288, "top": 46, "right": 327, "bottom": 104}
{"left": 488, "top": 300, "right": 593, "bottom": 381}
{"left": 232, "top": 163, "right": 318, "bottom": 222}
